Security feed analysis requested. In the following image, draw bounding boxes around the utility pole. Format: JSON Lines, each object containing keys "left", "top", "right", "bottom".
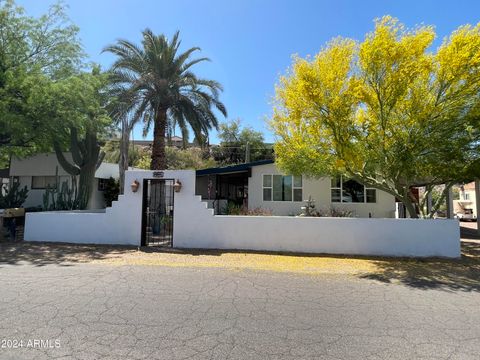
{"left": 245, "top": 142, "right": 250, "bottom": 163}
{"left": 446, "top": 186, "right": 454, "bottom": 219}
{"left": 476, "top": 179, "right": 480, "bottom": 235}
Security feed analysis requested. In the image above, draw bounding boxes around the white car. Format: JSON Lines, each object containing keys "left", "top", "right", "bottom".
{"left": 454, "top": 209, "right": 476, "bottom": 221}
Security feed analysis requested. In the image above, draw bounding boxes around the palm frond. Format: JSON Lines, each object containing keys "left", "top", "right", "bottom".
{"left": 104, "top": 29, "right": 227, "bottom": 166}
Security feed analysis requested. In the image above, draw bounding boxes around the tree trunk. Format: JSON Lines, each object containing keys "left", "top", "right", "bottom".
{"left": 118, "top": 127, "right": 130, "bottom": 195}
{"left": 402, "top": 188, "right": 418, "bottom": 218}
{"left": 77, "top": 162, "right": 96, "bottom": 210}
{"left": 151, "top": 108, "right": 167, "bottom": 170}
{"left": 403, "top": 197, "right": 418, "bottom": 218}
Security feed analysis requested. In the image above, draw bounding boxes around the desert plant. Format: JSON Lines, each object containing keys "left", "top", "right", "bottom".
{"left": 247, "top": 207, "right": 273, "bottom": 216}
{"left": 224, "top": 203, "right": 272, "bottom": 216}
{"left": 103, "top": 177, "right": 119, "bottom": 207}
{"left": 299, "top": 196, "right": 321, "bottom": 217}
{"left": 53, "top": 127, "right": 105, "bottom": 209}
{"left": 328, "top": 207, "right": 353, "bottom": 218}
{"left": 299, "top": 202, "right": 354, "bottom": 218}
{"left": 42, "top": 170, "right": 79, "bottom": 211}
{"left": 0, "top": 182, "right": 28, "bottom": 208}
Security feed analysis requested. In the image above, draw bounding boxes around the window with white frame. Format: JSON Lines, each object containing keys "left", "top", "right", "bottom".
{"left": 98, "top": 178, "right": 108, "bottom": 191}
{"left": 263, "top": 175, "right": 302, "bottom": 202}
{"left": 331, "top": 176, "right": 376, "bottom": 203}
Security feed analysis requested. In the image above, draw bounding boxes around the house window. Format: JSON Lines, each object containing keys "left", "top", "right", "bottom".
{"left": 464, "top": 193, "right": 470, "bottom": 201}
{"left": 98, "top": 178, "right": 108, "bottom": 191}
{"left": 331, "top": 176, "right": 376, "bottom": 203}
{"left": 263, "top": 175, "right": 302, "bottom": 202}
{"left": 31, "top": 176, "right": 58, "bottom": 189}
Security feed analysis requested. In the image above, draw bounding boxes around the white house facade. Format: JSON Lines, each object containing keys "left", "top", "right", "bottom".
{"left": 196, "top": 160, "right": 396, "bottom": 218}
{"left": 9, "top": 153, "right": 120, "bottom": 209}
{"left": 24, "top": 169, "right": 461, "bottom": 258}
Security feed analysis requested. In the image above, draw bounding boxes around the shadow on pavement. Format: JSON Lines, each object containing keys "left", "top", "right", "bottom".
{"left": 0, "top": 242, "right": 136, "bottom": 267}
{"left": 359, "top": 240, "right": 480, "bottom": 292}
{"left": 2, "top": 224, "right": 480, "bottom": 293}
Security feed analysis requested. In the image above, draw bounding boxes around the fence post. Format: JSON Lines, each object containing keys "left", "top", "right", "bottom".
{"left": 476, "top": 179, "right": 480, "bottom": 235}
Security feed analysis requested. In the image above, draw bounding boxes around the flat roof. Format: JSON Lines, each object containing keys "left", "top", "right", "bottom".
{"left": 196, "top": 159, "right": 274, "bottom": 176}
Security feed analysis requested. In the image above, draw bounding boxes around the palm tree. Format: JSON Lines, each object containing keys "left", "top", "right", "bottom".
{"left": 103, "top": 29, "right": 227, "bottom": 170}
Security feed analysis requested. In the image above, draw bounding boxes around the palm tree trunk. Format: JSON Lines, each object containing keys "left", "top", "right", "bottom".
{"left": 151, "top": 108, "right": 167, "bottom": 170}
{"left": 118, "top": 123, "right": 130, "bottom": 194}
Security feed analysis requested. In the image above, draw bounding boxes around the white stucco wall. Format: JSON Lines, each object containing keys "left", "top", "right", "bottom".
{"left": 25, "top": 170, "right": 460, "bottom": 258}
{"left": 10, "top": 153, "right": 119, "bottom": 209}
{"left": 248, "top": 163, "right": 396, "bottom": 218}
{"left": 24, "top": 170, "right": 195, "bottom": 246}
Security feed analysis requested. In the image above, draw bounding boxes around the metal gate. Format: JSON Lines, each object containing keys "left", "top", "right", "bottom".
{"left": 141, "top": 179, "right": 175, "bottom": 247}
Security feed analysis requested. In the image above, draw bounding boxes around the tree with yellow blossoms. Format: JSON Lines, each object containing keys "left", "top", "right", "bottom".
{"left": 271, "top": 16, "right": 480, "bottom": 218}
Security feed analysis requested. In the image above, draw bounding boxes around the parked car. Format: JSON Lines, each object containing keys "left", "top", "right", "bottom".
{"left": 454, "top": 209, "right": 476, "bottom": 221}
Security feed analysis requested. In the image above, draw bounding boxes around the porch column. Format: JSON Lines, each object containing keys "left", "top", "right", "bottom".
{"left": 446, "top": 186, "right": 454, "bottom": 219}
{"left": 476, "top": 179, "right": 480, "bottom": 235}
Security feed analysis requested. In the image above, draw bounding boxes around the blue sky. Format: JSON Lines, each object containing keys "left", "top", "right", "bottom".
{"left": 17, "top": 0, "right": 480, "bottom": 143}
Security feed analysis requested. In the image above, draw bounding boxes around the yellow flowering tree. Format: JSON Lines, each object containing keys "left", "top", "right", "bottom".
{"left": 272, "top": 16, "right": 480, "bottom": 218}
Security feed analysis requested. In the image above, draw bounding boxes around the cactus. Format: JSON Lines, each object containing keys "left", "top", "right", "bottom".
{"left": 42, "top": 167, "right": 79, "bottom": 211}
{"left": 53, "top": 126, "right": 105, "bottom": 210}
{"left": 0, "top": 182, "right": 28, "bottom": 208}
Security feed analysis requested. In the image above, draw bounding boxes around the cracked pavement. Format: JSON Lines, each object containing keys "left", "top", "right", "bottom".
{"left": 1, "top": 261, "right": 480, "bottom": 360}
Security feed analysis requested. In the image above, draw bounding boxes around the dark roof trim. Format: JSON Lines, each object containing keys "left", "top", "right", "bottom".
{"left": 196, "top": 159, "right": 274, "bottom": 176}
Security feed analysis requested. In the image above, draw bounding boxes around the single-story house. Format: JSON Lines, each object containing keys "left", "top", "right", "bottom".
{"left": 195, "top": 160, "right": 396, "bottom": 218}
{"left": 9, "top": 153, "right": 120, "bottom": 209}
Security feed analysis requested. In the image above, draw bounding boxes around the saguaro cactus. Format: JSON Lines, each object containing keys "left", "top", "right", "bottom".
{"left": 53, "top": 127, "right": 105, "bottom": 209}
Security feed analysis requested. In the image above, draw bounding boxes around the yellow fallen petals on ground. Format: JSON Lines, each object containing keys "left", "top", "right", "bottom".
{"left": 93, "top": 250, "right": 380, "bottom": 275}
{"left": 3, "top": 242, "right": 479, "bottom": 285}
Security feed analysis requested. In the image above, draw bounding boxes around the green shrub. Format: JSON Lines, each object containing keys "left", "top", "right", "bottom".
{"left": 103, "top": 177, "right": 119, "bottom": 207}
{"left": 224, "top": 203, "right": 272, "bottom": 216}
{"left": 0, "top": 182, "right": 28, "bottom": 208}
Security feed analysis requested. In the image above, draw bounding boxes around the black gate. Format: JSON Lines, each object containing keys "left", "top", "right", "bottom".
{"left": 141, "top": 179, "right": 175, "bottom": 247}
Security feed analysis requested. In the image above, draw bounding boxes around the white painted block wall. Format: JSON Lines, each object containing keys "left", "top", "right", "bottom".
{"left": 25, "top": 170, "right": 461, "bottom": 258}
{"left": 24, "top": 170, "right": 196, "bottom": 246}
